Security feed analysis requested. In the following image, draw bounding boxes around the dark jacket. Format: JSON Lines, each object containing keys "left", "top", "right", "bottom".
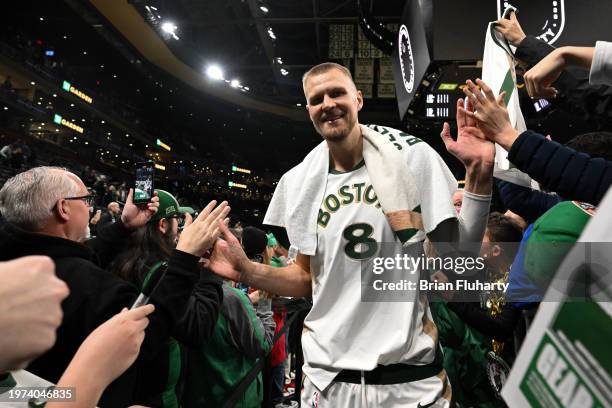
{"left": 508, "top": 131, "right": 612, "bottom": 205}
{"left": 0, "top": 220, "right": 200, "bottom": 407}
{"left": 516, "top": 35, "right": 612, "bottom": 128}
{"left": 496, "top": 179, "right": 561, "bottom": 224}
{"left": 182, "top": 284, "right": 275, "bottom": 408}
{"left": 96, "top": 210, "right": 119, "bottom": 231}
{"left": 126, "top": 267, "right": 224, "bottom": 407}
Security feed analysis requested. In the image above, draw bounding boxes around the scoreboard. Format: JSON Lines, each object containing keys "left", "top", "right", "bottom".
{"left": 425, "top": 93, "right": 451, "bottom": 119}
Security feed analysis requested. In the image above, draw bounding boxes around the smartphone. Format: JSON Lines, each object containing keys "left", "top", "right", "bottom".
{"left": 134, "top": 161, "right": 155, "bottom": 203}
{"left": 131, "top": 261, "right": 168, "bottom": 309}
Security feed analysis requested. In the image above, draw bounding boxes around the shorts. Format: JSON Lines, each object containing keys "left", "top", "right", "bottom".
{"left": 301, "top": 370, "right": 452, "bottom": 408}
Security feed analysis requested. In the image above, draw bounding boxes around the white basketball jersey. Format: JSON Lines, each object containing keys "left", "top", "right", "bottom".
{"left": 302, "top": 162, "right": 448, "bottom": 392}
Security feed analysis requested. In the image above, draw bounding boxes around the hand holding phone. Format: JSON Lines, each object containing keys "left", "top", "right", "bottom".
{"left": 120, "top": 189, "right": 159, "bottom": 230}
{"left": 134, "top": 161, "right": 155, "bottom": 204}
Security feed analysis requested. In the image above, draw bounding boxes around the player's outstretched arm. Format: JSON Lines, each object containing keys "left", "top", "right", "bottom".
{"left": 207, "top": 220, "right": 312, "bottom": 297}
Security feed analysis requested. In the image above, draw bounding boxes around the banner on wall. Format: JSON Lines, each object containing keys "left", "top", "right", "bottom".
{"left": 328, "top": 24, "right": 354, "bottom": 59}
{"left": 377, "top": 83, "right": 396, "bottom": 98}
{"left": 355, "top": 82, "right": 373, "bottom": 98}
{"left": 354, "top": 59, "right": 374, "bottom": 83}
{"left": 379, "top": 57, "right": 395, "bottom": 84}
{"left": 358, "top": 26, "right": 383, "bottom": 58}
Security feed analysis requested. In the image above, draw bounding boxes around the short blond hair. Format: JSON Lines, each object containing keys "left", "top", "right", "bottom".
{"left": 302, "top": 62, "right": 355, "bottom": 93}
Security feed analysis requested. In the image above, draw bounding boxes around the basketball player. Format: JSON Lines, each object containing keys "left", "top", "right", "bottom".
{"left": 208, "top": 63, "right": 494, "bottom": 407}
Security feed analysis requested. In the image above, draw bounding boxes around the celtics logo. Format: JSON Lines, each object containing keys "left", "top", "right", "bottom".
{"left": 497, "top": 1, "right": 566, "bottom": 45}
{"left": 398, "top": 25, "right": 415, "bottom": 94}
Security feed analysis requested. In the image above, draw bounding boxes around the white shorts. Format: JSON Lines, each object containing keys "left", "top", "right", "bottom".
{"left": 301, "top": 370, "right": 452, "bottom": 408}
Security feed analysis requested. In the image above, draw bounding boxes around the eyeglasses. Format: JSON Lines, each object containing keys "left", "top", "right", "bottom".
{"left": 64, "top": 194, "right": 96, "bottom": 207}
{"left": 167, "top": 213, "right": 186, "bottom": 228}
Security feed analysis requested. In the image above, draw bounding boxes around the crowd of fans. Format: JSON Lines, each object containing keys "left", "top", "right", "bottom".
{"left": 0, "top": 12, "right": 611, "bottom": 408}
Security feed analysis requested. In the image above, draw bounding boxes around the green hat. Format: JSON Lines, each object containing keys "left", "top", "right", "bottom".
{"left": 180, "top": 206, "right": 195, "bottom": 215}
{"left": 524, "top": 201, "right": 595, "bottom": 286}
{"left": 150, "top": 189, "right": 182, "bottom": 223}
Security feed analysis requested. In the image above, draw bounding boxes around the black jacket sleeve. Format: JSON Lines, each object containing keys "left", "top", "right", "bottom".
{"left": 56, "top": 249, "right": 200, "bottom": 365}
{"left": 172, "top": 269, "right": 224, "bottom": 347}
{"left": 136, "top": 249, "right": 201, "bottom": 361}
{"left": 86, "top": 219, "right": 132, "bottom": 269}
{"left": 508, "top": 131, "right": 612, "bottom": 205}
{"left": 496, "top": 179, "right": 561, "bottom": 224}
{"left": 447, "top": 302, "right": 520, "bottom": 342}
{"left": 516, "top": 35, "right": 612, "bottom": 126}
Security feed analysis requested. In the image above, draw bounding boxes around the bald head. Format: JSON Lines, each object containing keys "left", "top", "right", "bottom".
{"left": 107, "top": 202, "right": 120, "bottom": 214}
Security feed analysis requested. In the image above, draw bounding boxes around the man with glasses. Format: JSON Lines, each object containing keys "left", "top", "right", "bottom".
{"left": 0, "top": 167, "right": 230, "bottom": 406}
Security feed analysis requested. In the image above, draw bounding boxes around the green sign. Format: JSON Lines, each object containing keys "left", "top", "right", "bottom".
{"left": 503, "top": 295, "right": 612, "bottom": 408}
{"left": 62, "top": 80, "right": 71, "bottom": 92}
{"left": 438, "top": 83, "right": 458, "bottom": 91}
{"left": 53, "top": 114, "right": 62, "bottom": 124}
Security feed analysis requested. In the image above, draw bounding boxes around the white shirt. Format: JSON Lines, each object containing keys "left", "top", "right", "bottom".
{"left": 302, "top": 161, "right": 454, "bottom": 391}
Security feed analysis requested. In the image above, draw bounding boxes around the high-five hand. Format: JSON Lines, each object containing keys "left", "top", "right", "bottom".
{"left": 176, "top": 200, "right": 230, "bottom": 257}
{"left": 440, "top": 97, "right": 495, "bottom": 169}
{"left": 462, "top": 79, "right": 519, "bottom": 151}
{"left": 206, "top": 218, "right": 251, "bottom": 283}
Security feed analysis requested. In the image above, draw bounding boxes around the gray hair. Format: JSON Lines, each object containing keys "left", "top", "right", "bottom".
{"left": 0, "top": 166, "right": 81, "bottom": 231}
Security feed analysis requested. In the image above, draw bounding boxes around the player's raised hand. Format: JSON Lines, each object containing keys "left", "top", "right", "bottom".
{"left": 440, "top": 97, "right": 495, "bottom": 169}
{"left": 205, "top": 219, "right": 251, "bottom": 283}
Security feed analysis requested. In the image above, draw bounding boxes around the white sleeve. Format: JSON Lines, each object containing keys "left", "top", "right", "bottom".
{"left": 457, "top": 190, "right": 491, "bottom": 244}
{"left": 589, "top": 41, "right": 612, "bottom": 86}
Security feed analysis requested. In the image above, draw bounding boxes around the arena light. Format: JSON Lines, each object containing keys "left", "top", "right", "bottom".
{"left": 156, "top": 138, "right": 171, "bottom": 151}
{"left": 228, "top": 181, "right": 247, "bottom": 189}
{"left": 260, "top": 6, "right": 269, "bottom": 13}
{"left": 280, "top": 68, "right": 289, "bottom": 76}
{"left": 154, "top": 163, "right": 166, "bottom": 171}
{"left": 206, "top": 65, "right": 224, "bottom": 80}
{"left": 161, "top": 21, "right": 179, "bottom": 40}
{"left": 230, "top": 79, "right": 241, "bottom": 88}
{"left": 267, "top": 27, "right": 276, "bottom": 40}
{"left": 231, "top": 165, "right": 251, "bottom": 174}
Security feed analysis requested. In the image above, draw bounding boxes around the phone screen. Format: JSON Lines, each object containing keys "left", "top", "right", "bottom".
{"left": 134, "top": 161, "right": 154, "bottom": 203}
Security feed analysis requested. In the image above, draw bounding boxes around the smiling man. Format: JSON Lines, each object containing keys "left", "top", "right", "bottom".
{"left": 208, "top": 62, "right": 495, "bottom": 407}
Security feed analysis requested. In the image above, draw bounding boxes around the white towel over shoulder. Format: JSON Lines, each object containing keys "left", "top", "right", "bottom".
{"left": 263, "top": 124, "right": 458, "bottom": 255}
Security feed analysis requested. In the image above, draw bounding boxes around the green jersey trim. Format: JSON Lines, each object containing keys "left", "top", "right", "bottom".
{"left": 329, "top": 159, "right": 366, "bottom": 175}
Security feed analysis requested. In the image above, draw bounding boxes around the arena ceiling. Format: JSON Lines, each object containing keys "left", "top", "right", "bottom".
{"left": 133, "top": 0, "right": 402, "bottom": 101}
